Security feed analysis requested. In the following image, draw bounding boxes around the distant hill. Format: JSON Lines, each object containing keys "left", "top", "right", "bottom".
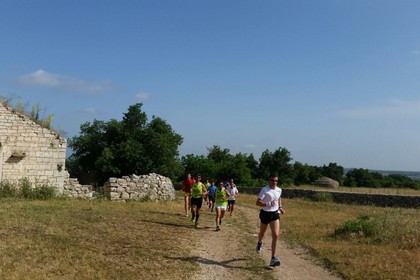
{"left": 345, "top": 168, "right": 420, "bottom": 181}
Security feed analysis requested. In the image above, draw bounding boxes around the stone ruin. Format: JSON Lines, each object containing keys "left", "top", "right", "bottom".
{"left": 312, "top": 176, "right": 339, "bottom": 188}
{"left": 63, "top": 173, "right": 175, "bottom": 202}
{"left": 102, "top": 173, "right": 175, "bottom": 202}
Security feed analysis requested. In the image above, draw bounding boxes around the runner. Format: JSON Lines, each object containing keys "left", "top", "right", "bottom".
{"left": 226, "top": 178, "right": 239, "bottom": 216}
{"left": 256, "top": 173, "right": 285, "bottom": 267}
{"left": 207, "top": 179, "right": 217, "bottom": 212}
{"left": 204, "top": 179, "right": 211, "bottom": 206}
{"left": 181, "top": 173, "right": 194, "bottom": 217}
{"left": 190, "top": 174, "right": 208, "bottom": 228}
{"left": 215, "top": 181, "right": 230, "bottom": 231}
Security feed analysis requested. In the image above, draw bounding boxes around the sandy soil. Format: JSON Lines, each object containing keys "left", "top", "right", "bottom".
{"left": 190, "top": 205, "right": 342, "bottom": 280}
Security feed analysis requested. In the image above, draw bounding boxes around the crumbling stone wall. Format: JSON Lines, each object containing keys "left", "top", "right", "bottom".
{"left": 0, "top": 103, "right": 67, "bottom": 192}
{"left": 63, "top": 172, "right": 94, "bottom": 199}
{"left": 103, "top": 173, "right": 175, "bottom": 202}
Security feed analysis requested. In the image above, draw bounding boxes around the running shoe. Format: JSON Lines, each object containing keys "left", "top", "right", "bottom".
{"left": 269, "top": 256, "right": 281, "bottom": 267}
{"left": 194, "top": 223, "right": 200, "bottom": 229}
{"left": 256, "top": 242, "right": 262, "bottom": 254}
{"left": 216, "top": 226, "right": 220, "bottom": 231}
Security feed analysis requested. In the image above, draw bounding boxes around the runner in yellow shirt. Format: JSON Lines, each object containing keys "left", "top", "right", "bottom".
{"left": 190, "top": 174, "right": 208, "bottom": 228}
{"left": 215, "top": 181, "right": 231, "bottom": 231}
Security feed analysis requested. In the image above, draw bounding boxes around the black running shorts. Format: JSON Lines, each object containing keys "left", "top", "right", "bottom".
{"left": 259, "top": 209, "right": 280, "bottom": 225}
{"left": 191, "top": 197, "right": 203, "bottom": 208}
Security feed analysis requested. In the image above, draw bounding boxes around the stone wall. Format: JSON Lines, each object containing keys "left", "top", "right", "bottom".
{"left": 63, "top": 172, "right": 94, "bottom": 199}
{"left": 240, "top": 187, "right": 420, "bottom": 208}
{"left": 103, "top": 173, "right": 175, "bottom": 202}
{"left": 0, "top": 103, "right": 67, "bottom": 192}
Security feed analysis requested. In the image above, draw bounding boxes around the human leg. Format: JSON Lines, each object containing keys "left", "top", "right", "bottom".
{"left": 269, "top": 219, "right": 280, "bottom": 257}
{"left": 184, "top": 194, "right": 189, "bottom": 216}
{"left": 193, "top": 198, "right": 203, "bottom": 228}
{"left": 258, "top": 223, "right": 268, "bottom": 244}
{"left": 191, "top": 204, "right": 197, "bottom": 222}
{"left": 215, "top": 207, "right": 221, "bottom": 226}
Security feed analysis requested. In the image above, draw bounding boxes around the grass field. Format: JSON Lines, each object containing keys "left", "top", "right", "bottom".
{"left": 0, "top": 193, "right": 418, "bottom": 280}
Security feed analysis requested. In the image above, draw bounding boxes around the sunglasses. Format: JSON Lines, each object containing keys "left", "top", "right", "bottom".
{"left": 270, "top": 179, "right": 278, "bottom": 182}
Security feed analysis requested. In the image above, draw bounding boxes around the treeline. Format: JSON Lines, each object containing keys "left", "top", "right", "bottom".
{"left": 66, "top": 103, "right": 420, "bottom": 190}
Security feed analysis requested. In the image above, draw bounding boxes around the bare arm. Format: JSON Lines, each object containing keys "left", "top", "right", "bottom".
{"left": 278, "top": 197, "right": 285, "bottom": 214}
{"left": 224, "top": 189, "right": 231, "bottom": 200}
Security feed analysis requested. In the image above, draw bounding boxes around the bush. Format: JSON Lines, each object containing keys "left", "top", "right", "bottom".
{"left": 312, "top": 192, "right": 334, "bottom": 202}
{"left": 334, "top": 214, "right": 388, "bottom": 243}
{"left": 0, "top": 181, "right": 18, "bottom": 198}
{"left": 0, "top": 179, "right": 57, "bottom": 200}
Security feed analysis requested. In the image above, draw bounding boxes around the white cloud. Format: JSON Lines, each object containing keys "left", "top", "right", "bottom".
{"left": 338, "top": 99, "right": 420, "bottom": 119}
{"left": 135, "top": 91, "right": 150, "bottom": 100}
{"left": 17, "top": 69, "right": 113, "bottom": 94}
{"left": 82, "top": 107, "right": 98, "bottom": 114}
{"left": 244, "top": 144, "right": 256, "bottom": 149}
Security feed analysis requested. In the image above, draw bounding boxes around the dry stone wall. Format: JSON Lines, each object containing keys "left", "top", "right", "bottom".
{"left": 0, "top": 103, "right": 67, "bottom": 192}
{"left": 63, "top": 172, "right": 94, "bottom": 199}
{"left": 103, "top": 173, "right": 175, "bottom": 202}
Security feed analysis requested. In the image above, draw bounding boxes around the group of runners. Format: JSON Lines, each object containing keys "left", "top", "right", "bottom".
{"left": 182, "top": 174, "right": 239, "bottom": 231}
{"left": 181, "top": 172, "right": 285, "bottom": 267}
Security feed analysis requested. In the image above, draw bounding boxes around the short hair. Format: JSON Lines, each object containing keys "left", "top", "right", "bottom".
{"left": 269, "top": 173, "right": 279, "bottom": 179}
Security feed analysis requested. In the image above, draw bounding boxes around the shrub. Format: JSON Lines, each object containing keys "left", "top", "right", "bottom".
{"left": 0, "top": 181, "right": 18, "bottom": 198}
{"left": 334, "top": 214, "right": 388, "bottom": 243}
{"left": 0, "top": 179, "right": 57, "bottom": 200}
{"left": 312, "top": 192, "right": 334, "bottom": 202}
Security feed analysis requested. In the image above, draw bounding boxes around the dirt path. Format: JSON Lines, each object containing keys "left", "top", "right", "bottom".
{"left": 190, "top": 205, "right": 342, "bottom": 280}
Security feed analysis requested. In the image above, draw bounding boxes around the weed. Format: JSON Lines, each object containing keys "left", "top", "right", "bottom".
{"left": 311, "top": 192, "right": 334, "bottom": 202}
{"left": 334, "top": 215, "right": 378, "bottom": 238}
{"left": 0, "top": 179, "right": 57, "bottom": 200}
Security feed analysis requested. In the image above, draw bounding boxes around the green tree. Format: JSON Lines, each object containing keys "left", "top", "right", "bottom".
{"left": 344, "top": 168, "right": 380, "bottom": 188}
{"left": 68, "top": 103, "right": 183, "bottom": 185}
{"left": 180, "top": 154, "right": 215, "bottom": 180}
{"left": 144, "top": 116, "right": 184, "bottom": 179}
{"left": 293, "top": 161, "right": 310, "bottom": 185}
{"left": 322, "top": 162, "right": 345, "bottom": 185}
{"left": 207, "top": 145, "right": 232, "bottom": 163}
{"left": 257, "top": 147, "right": 294, "bottom": 185}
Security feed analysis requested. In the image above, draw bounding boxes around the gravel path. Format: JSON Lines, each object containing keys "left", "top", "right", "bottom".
{"left": 190, "top": 205, "right": 342, "bottom": 280}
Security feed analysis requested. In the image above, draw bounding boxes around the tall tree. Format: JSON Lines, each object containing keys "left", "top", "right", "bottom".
{"left": 322, "top": 162, "right": 345, "bottom": 185}
{"left": 258, "top": 147, "right": 294, "bottom": 184}
{"left": 68, "top": 103, "right": 183, "bottom": 184}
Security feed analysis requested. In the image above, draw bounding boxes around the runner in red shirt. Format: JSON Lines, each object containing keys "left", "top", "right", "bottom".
{"left": 182, "top": 173, "right": 194, "bottom": 217}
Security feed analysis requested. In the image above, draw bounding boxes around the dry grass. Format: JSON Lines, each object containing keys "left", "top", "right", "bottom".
{"left": 238, "top": 194, "right": 420, "bottom": 280}
{"left": 0, "top": 193, "right": 273, "bottom": 280}
{"left": 0, "top": 197, "right": 197, "bottom": 280}
{"left": 2, "top": 192, "right": 418, "bottom": 280}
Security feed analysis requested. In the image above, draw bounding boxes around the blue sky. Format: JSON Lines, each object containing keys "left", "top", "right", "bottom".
{"left": 1, "top": 1, "right": 420, "bottom": 171}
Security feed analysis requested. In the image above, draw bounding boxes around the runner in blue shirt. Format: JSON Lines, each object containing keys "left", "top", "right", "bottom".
{"left": 207, "top": 179, "right": 217, "bottom": 212}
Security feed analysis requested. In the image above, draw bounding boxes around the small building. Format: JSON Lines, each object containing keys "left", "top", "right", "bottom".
{"left": 0, "top": 102, "right": 67, "bottom": 192}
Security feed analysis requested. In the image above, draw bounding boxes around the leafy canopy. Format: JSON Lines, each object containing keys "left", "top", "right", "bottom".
{"left": 68, "top": 103, "right": 183, "bottom": 184}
